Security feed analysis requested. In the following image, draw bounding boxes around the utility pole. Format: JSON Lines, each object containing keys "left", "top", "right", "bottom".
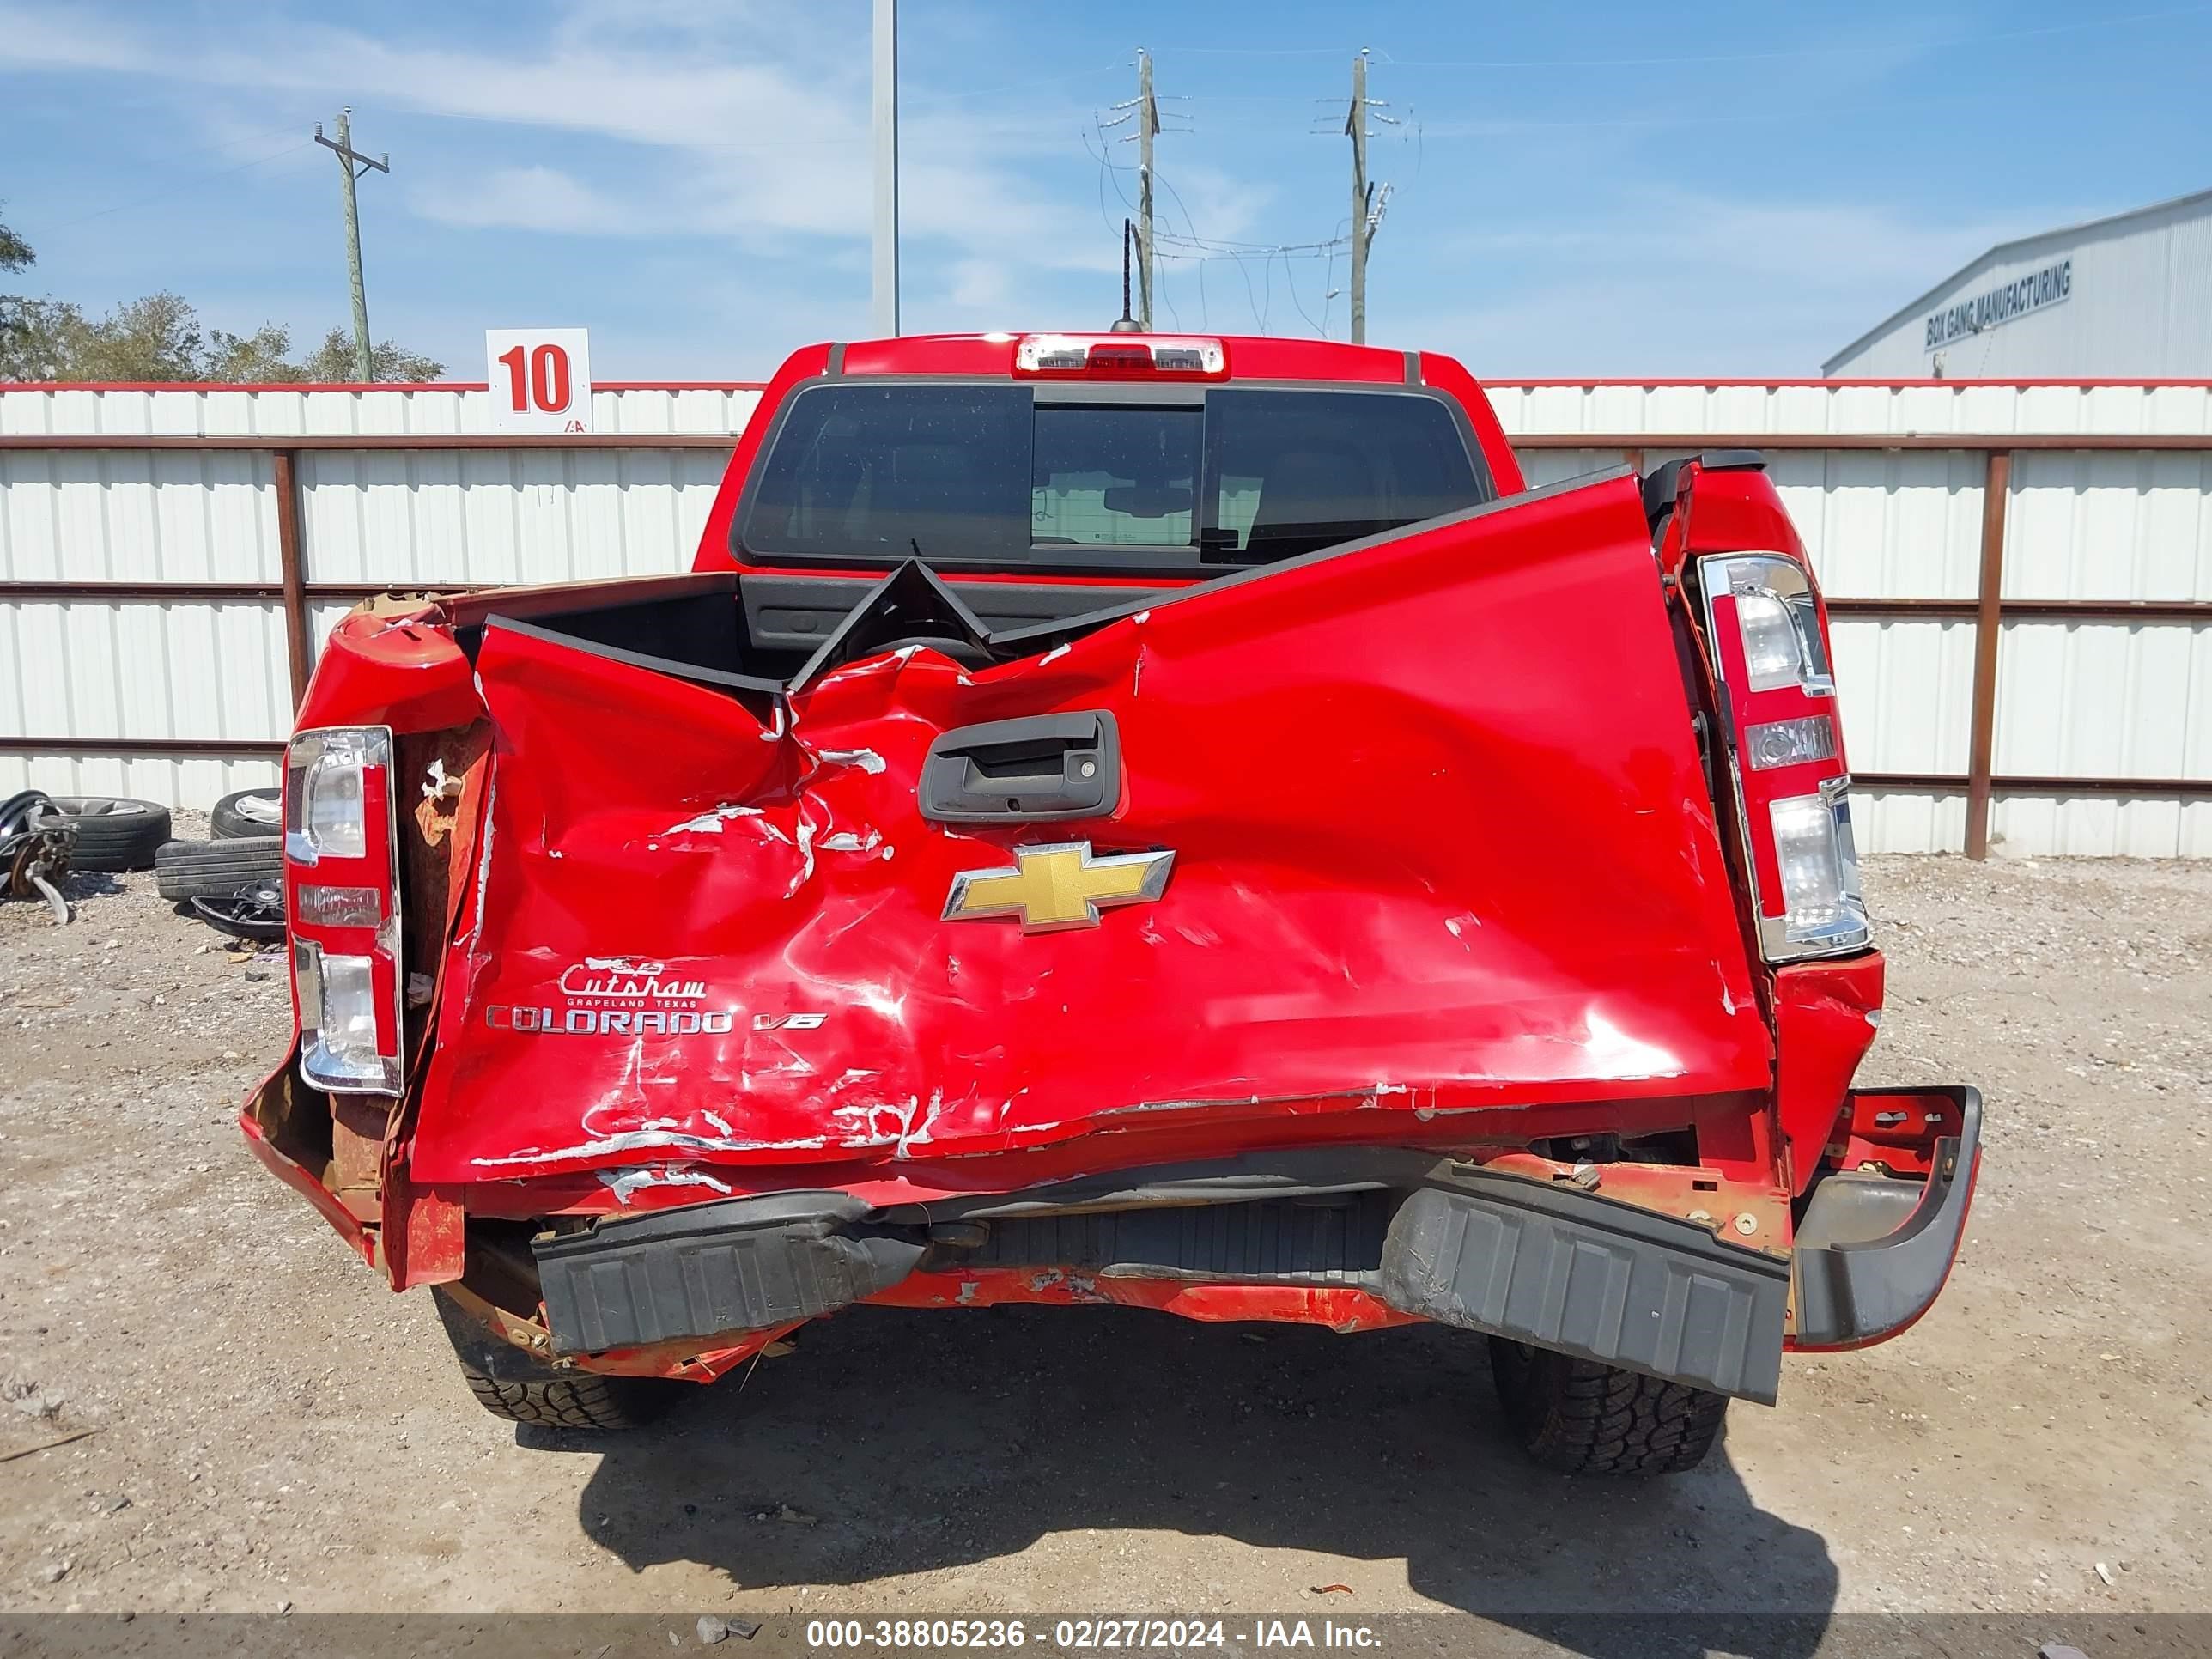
{"left": 1346, "top": 53, "right": 1370, "bottom": 344}
{"left": 1107, "top": 52, "right": 1163, "bottom": 330}
{"left": 1137, "top": 49, "right": 1157, "bottom": 331}
{"left": 313, "top": 108, "right": 387, "bottom": 382}
{"left": 872, "top": 0, "right": 900, "bottom": 337}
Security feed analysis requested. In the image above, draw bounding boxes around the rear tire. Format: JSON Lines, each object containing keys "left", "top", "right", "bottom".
{"left": 154, "top": 836, "right": 282, "bottom": 902}
{"left": 433, "top": 1286, "right": 674, "bottom": 1431}
{"left": 1487, "top": 1338, "right": 1728, "bottom": 1474}
{"left": 30, "top": 796, "right": 172, "bottom": 872}
{"left": 459, "top": 1367, "right": 669, "bottom": 1431}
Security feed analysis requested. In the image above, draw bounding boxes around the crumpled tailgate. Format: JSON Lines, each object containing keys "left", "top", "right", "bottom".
{"left": 409, "top": 472, "right": 1771, "bottom": 1186}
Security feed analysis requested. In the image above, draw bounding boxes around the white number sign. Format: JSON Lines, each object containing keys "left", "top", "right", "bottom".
{"left": 485, "top": 328, "right": 592, "bottom": 434}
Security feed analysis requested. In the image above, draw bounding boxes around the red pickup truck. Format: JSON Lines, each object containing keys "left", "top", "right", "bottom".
{"left": 244, "top": 331, "right": 1980, "bottom": 1474}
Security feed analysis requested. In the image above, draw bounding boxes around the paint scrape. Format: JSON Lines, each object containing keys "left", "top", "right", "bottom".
{"left": 598, "top": 1165, "right": 735, "bottom": 1205}
{"left": 663, "top": 803, "right": 763, "bottom": 835}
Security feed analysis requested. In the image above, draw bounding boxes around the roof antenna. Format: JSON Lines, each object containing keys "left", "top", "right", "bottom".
{"left": 1110, "top": 217, "right": 1143, "bottom": 332}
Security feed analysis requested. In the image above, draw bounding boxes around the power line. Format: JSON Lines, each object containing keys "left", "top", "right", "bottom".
{"left": 906, "top": 59, "right": 1126, "bottom": 104}
{"left": 1279, "top": 246, "right": 1326, "bottom": 336}
{"left": 1146, "top": 44, "right": 1359, "bottom": 57}
{"left": 1320, "top": 221, "right": 1346, "bottom": 337}
{"left": 40, "top": 133, "right": 312, "bottom": 232}
{"left": 1149, "top": 2, "right": 2204, "bottom": 71}
{"left": 1085, "top": 80, "right": 1352, "bottom": 338}
{"left": 1382, "top": 2, "right": 2211, "bottom": 69}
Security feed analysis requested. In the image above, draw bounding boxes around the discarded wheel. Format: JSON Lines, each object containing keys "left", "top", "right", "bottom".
{"left": 3, "top": 793, "right": 76, "bottom": 924}
{"left": 190, "top": 877, "right": 287, "bottom": 942}
{"left": 155, "top": 836, "right": 283, "bottom": 902}
{"left": 27, "top": 796, "right": 171, "bottom": 872}
{"left": 0, "top": 790, "right": 50, "bottom": 839}
{"left": 210, "top": 787, "right": 283, "bottom": 840}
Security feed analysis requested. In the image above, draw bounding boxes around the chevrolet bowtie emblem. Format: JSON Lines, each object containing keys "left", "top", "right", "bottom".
{"left": 943, "top": 841, "right": 1176, "bottom": 933}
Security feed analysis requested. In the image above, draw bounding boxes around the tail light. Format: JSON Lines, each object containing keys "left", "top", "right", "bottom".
{"left": 1698, "top": 554, "right": 1870, "bottom": 963}
{"left": 283, "top": 726, "right": 405, "bottom": 1095}
{"left": 1013, "top": 333, "right": 1228, "bottom": 377}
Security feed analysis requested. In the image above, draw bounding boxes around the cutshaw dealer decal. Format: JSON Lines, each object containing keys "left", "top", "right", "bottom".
{"left": 488, "top": 956, "right": 734, "bottom": 1035}
{"left": 486, "top": 957, "right": 830, "bottom": 1035}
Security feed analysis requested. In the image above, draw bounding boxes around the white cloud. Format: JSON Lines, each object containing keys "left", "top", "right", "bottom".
{"left": 945, "top": 258, "right": 1012, "bottom": 311}
{"left": 1399, "top": 187, "right": 2082, "bottom": 376}
{"left": 411, "top": 166, "right": 649, "bottom": 236}
{"left": 0, "top": 1, "right": 1105, "bottom": 281}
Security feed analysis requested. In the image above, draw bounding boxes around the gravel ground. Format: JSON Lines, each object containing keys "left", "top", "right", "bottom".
{"left": 1, "top": 851, "right": 2207, "bottom": 1624}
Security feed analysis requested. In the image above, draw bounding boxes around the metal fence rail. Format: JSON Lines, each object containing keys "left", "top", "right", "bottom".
{"left": 3, "top": 380, "right": 2209, "bottom": 856}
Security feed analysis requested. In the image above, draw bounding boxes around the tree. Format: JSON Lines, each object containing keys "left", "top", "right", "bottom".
{"left": 301, "top": 327, "right": 447, "bottom": 384}
{"left": 50, "top": 291, "right": 206, "bottom": 381}
{"left": 0, "top": 204, "right": 32, "bottom": 274}
{"left": 0, "top": 203, "right": 63, "bottom": 379}
{"left": 0, "top": 204, "right": 447, "bottom": 382}
{"left": 2, "top": 301, "right": 447, "bottom": 383}
{"left": 204, "top": 323, "right": 302, "bottom": 383}
{"left": 0, "top": 296, "right": 77, "bottom": 381}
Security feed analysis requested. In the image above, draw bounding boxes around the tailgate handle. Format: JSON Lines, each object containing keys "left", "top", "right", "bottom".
{"left": 920, "top": 711, "right": 1121, "bottom": 823}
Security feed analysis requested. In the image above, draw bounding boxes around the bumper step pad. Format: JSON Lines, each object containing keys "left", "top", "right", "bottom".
{"left": 1376, "top": 1175, "right": 1789, "bottom": 1404}
{"left": 535, "top": 1192, "right": 927, "bottom": 1354}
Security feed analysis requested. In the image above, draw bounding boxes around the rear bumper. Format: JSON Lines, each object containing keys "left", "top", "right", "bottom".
{"left": 1791, "top": 1084, "right": 1982, "bottom": 1351}
{"left": 536, "top": 1149, "right": 1796, "bottom": 1403}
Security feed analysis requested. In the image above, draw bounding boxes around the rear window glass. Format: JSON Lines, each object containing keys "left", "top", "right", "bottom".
{"left": 738, "top": 382, "right": 1492, "bottom": 571}
{"left": 1206, "top": 388, "right": 1492, "bottom": 561}
{"left": 1032, "top": 404, "right": 1201, "bottom": 548}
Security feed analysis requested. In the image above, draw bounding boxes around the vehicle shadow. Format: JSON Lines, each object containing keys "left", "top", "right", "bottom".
{"left": 564, "top": 1305, "right": 1836, "bottom": 1655}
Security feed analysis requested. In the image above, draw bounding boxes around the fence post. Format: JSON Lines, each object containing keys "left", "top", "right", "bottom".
{"left": 272, "top": 448, "right": 311, "bottom": 708}
{"left": 1963, "top": 448, "right": 2012, "bottom": 860}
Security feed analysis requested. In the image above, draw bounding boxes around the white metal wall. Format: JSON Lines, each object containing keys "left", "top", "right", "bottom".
{"left": 0, "top": 383, "right": 764, "bottom": 440}
{"left": 0, "top": 386, "right": 763, "bottom": 811}
{"left": 3, "top": 381, "right": 2208, "bottom": 856}
{"left": 1495, "top": 381, "right": 2212, "bottom": 857}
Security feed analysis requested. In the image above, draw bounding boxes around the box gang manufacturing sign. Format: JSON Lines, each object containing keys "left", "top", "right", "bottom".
{"left": 1924, "top": 258, "right": 2072, "bottom": 352}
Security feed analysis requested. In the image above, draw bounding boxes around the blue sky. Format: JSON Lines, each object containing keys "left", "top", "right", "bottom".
{"left": 3, "top": 0, "right": 2209, "bottom": 380}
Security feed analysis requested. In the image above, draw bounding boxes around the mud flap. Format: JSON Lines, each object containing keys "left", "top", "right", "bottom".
{"left": 1375, "top": 1173, "right": 1790, "bottom": 1403}
{"left": 533, "top": 1193, "right": 929, "bottom": 1354}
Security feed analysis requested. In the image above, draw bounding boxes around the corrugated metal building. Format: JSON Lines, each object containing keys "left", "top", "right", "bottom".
{"left": 1824, "top": 188, "right": 2212, "bottom": 379}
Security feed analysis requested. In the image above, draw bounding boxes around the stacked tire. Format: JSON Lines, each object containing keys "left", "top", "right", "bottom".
{"left": 210, "top": 787, "right": 283, "bottom": 840}
{"left": 154, "top": 788, "right": 283, "bottom": 902}
{"left": 155, "top": 836, "right": 283, "bottom": 900}
{"left": 27, "top": 797, "right": 172, "bottom": 872}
